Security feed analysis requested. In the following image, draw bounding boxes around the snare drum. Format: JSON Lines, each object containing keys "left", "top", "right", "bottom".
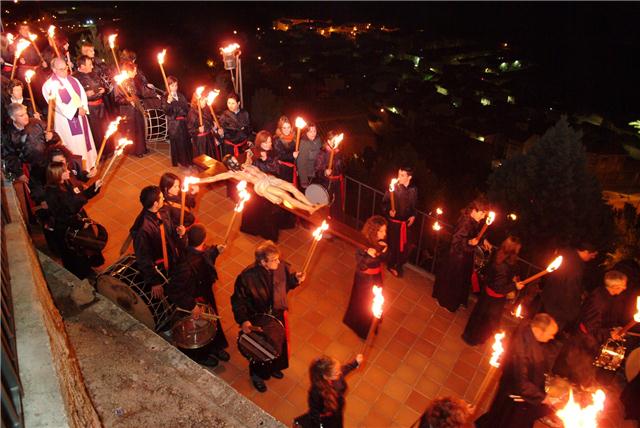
{"left": 172, "top": 307, "right": 217, "bottom": 350}
{"left": 305, "top": 183, "right": 331, "bottom": 206}
{"left": 65, "top": 220, "right": 108, "bottom": 252}
{"left": 237, "top": 313, "right": 285, "bottom": 364}
{"left": 96, "top": 254, "right": 174, "bottom": 331}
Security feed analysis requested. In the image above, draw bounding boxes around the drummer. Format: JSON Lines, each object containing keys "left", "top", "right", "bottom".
{"left": 313, "top": 130, "right": 346, "bottom": 222}
{"left": 231, "top": 240, "right": 305, "bottom": 392}
{"left": 167, "top": 224, "right": 229, "bottom": 367}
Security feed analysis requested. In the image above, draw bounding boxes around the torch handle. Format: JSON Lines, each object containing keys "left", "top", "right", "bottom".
{"left": 197, "top": 103, "right": 203, "bottom": 128}
{"left": 94, "top": 135, "right": 109, "bottom": 168}
{"left": 328, "top": 151, "right": 335, "bottom": 171}
{"left": 302, "top": 239, "right": 319, "bottom": 274}
{"left": 475, "top": 223, "right": 489, "bottom": 241}
{"left": 159, "top": 63, "right": 170, "bottom": 95}
{"left": 390, "top": 191, "right": 396, "bottom": 212}
{"left": 180, "top": 190, "right": 187, "bottom": 227}
{"left": 100, "top": 151, "right": 120, "bottom": 181}
{"left": 31, "top": 42, "right": 44, "bottom": 62}
{"left": 360, "top": 317, "right": 380, "bottom": 355}
{"left": 208, "top": 105, "right": 221, "bottom": 130}
{"left": 519, "top": 270, "right": 548, "bottom": 287}
{"left": 26, "top": 82, "right": 39, "bottom": 115}
{"left": 10, "top": 57, "right": 18, "bottom": 80}
{"left": 48, "top": 37, "right": 61, "bottom": 58}
{"left": 111, "top": 47, "right": 121, "bottom": 73}
{"left": 295, "top": 128, "right": 301, "bottom": 152}
{"left": 472, "top": 366, "right": 501, "bottom": 420}
{"left": 223, "top": 210, "right": 239, "bottom": 244}
{"left": 619, "top": 319, "right": 639, "bottom": 337}
{"left": 46, "top": 99, "right": 55, "bottom": 132}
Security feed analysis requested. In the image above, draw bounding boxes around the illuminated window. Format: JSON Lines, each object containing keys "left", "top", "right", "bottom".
{"left": 435, "top": 85, "right": 448, "bottom": 96}
{"left": 481, "top": 97, "right": 491, "bottom": 106}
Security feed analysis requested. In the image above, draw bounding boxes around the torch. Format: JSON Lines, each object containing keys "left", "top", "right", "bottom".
{"left": 614, "top": 296, "right": 640, "bottom": 338}
{"left": 6, "top": 33, "right": 14, "bottom": 45}
{"left": 107, "top": 34, "right": 120, "bottom": 72}
{"left": 327, "top": 133, "right": 344, "bottom": 171}
{"left": 295, "top": 116, "right": 306, "bottom": 151}
{"left": 157, "top": 49, "right": 170, "bottom": 94}
{"left": 28, "top": 33, "right": 45, "bottom": 64}
{"left": 94, "top": 116, "right": 122, "bottom": 168}
{"left": 100, "top": 138, "right": 133, "bottom": 181}
{"left": 46, "top": 82, "right": 60, "bottom": 132}
{"left": 24, "top": 70, "right": 39, "bottom": 115}
{"left": 206, "top": 90, "right": 221, "bottom": 129}
{"left": 195, "top": 86, "right": 205, "bottom": 127}
{"left": 518, "top": 256, "right": 563, "bottom": 287}
{"left": 10, "top": 39, "right": 30, "bottom": 80}
{"left": 475, "top": 211, "right": 496, "bottom": 241}
{"left": 360, "top": 285, "right": 385, "bottom": 355}
{"left": 472, "top": 332, "right": 506, "bottom": 419}
{"left": 556, "top": 388, "right": 606, "bottom": 428}
{"left": 223, "top": 180, "right": 251, "bottom": 243}
{"left": 47, "top": 26, "right": 62, "bottom": 58}
{"left": 301, "top": 220, "right": 330, "bottom": 274}
{"left": 180, "top": 176, "right": 198, "bottom": 227}
{"left": 388, "top": 178, "right": 398, "bottom": 213}
{"left": 431, "top": 211, "right": 443, "bottom": 272}
{"left": 114, "top": 71, "right": 133, "bottom": 102}
{"left": 511, "top": 304, "right": 523, "bottom": 319}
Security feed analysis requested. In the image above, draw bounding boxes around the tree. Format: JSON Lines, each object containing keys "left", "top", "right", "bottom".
{"left": 488, "top": 116, "right": 614, "bottom": 256}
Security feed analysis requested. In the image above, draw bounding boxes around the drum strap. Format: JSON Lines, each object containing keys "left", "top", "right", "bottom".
{"left": 389, "top": 218, "right": 409, "bottom": 252}
{"left": 158, "top": 217, "right": 170, "bottom": 272}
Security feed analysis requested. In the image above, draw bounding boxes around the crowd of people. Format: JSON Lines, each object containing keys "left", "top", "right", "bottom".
{"left": 2, "top": 21, "right": 639, "bottom": 428}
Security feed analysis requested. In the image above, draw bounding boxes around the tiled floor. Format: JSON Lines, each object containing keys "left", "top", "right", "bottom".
{"left": 79, "top": 143, "right": 632, "bottom": 428}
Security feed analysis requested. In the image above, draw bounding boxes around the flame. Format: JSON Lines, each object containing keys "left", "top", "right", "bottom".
{"left": 486, "top": 211, "right": 496, "bottom": 225}
{"left": 235, "top": 180, "right": 251, "bottom": 212}
{"left": 312, "top": 220, "right": 330, "bottom": 241}
{"left": 556, "top": 388, "right": 606, "bottom": 428}
{"left": 7, "top": 33, "right": 15, "bottom": 44}
{"left": 295, "top": 116, "right": 306, "bottom": 129}
{"left": 330, "top": 133, "right": 344, "bottom": 150}
{"left": 157, "top": 49, "right": 166, "bottom": 64}
{"left": 546, "top": 256, "right": 563, "bottom": 273}
{"left": 489, "top": 332, "right": 505, "bottom": 367}
{"left": 28, "top": 32, "right": 37, "bottom": 42}
{"left": 14, "top": 39, "right": 30, "bottom": 58}
{"left": 24, "top": 69, "right": 35, "bottom": 83}
{"left": 371, "top": 285, "right": 384, "bottom": 319}
{"left": 113, "top": 71, "right": 128, "bottom": 85}
{"left": 634, "top": 296, "right": 640, "bottom": 323}
{"left": 195, "top": 86, "right": 205, "bottom": 99}
{"left": 508, "top": 213, "right": 518, "bottom": 221}
{"left": 107, "top": 34, "right": 117, "bottom": 49}
{"left": 47, "top": 81, "right": 60, "bottom": 100}
{"left": 220, "top": 43, "right": 240, "bottom": 54}
{"left": 206, "top": 89, "right": 220, "bottom": 106}
{"left": 47, "top": 25, "right": 56, "bottom": 39}
{"left": 432, "top": 221, "right": 442, "bottom": 231}
{"left": 104, "top": 116, "right": 122, "bottom": 140}
{"left": 436, "top": 207, "right": 443, "bottom": 215}
{"left": 182, "top": 176, "right": 197, "bottom": 192}
{"left": 389, "top": 178, "right": 398, "bottom": 192}
{"left": 514, "top": 304, "right": 523, "bottom": 318}
{"left": 114, "top": 138, "right": 133, "bottom": 155}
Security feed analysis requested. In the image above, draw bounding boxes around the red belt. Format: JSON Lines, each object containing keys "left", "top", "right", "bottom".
{"left": 224, "top": 139, "right": 246, "bottom": 159}
{"left": 176, "top": 116, "right": 186, "bottom": 120}
{"left": 197, "top": 132, "right": 209, "bottom": 137}
{"left": 88, "top": 99, "right": 103, "bottom": 106}
{"left": 328, "top": 175, "right": 345, "bottom": 211}
{"left": 278, "top": 160, "right": 297, "bottom": 187}
{"left": 579, "top": 323, "right": 588, "bottom": 334}
{"left": 363, "top": 266, "right": 382, "bottom": 275}
{"left": 485, "top": 286, "right": 506, "bottom": 298}
{"left": 389, "top": 218, "right": 408, "bottom": 252}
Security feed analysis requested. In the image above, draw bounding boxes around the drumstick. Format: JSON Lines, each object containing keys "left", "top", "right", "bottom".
{"left": 176, "top": 307, "right": 221, "bottom": 321}
{"left": 249, "top": 325, "right": 264, "bottom": 332}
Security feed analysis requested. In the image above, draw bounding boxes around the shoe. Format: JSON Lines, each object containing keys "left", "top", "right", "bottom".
{"left": 199, "top": 356, "right": 219, "bottom": 368}
{"left": 252, "top": 378, "right": 267, "bottom": 392}
{"left": 136, "top": 154, "right": 144, "bottom": 158}
{"left": 271, "top": 370, "right": 284, "bottom": 379}
{"left": 213, "top": 349, "right": 230, "bottom": 362}
{"left": 387, "top": 267, "right": 399, "bottom": 277}
{"left": 144, "top": 148, "right": 150, "bottom": 154}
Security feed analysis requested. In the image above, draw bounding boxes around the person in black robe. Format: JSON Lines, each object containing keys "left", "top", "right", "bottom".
{"left": 240, "top": 130, "right": 281, "bottom": 241}
{"left": 159, "top": 172, "right": 198, "bottom": 229}
{"left": 231, "top": 240, "right": 305, "bottom": 392}
{"left": 538, "top": 243, "right": 598, "bottom": 332}
{"left": 187, "top": 90, "right": 216, "bottom": 159}
{"left": 162, "top": 76, "right": 192, "bottom": 167}
{"left": 79, "top": 41, "right": 117, "bottom": 117}
{"left": 43, "top": 161, "right": 104, "bottom": 279}
{"left": 298, "top": 354, "right": 363, "bottom": 428}
{"left": 114, "top": 61, "right": 147, "bottom": 157}
{"left": 167, "top": 224, "right": 230, "bottom": 367}
{"left": 11, "top": 23, "right": 48, "bottom": 83}
{"left": 552, "top": 270, "right": 630, "bottom": 387}
{"left": 313, "top": 131, "right": 346, "bottom": 223}
{"left": 381, "top": 166, "right": 417, "bottom": 277}
{"left": 119, "top": 49, "right": 162, "bottom": 110}
{"left": 432, "top": 198, "right": 490, "bottom": 312}
{"left": 130, "top": 186, "right": 186, "bottom": 300}
{"left": 73, "top": 55, "right": 108, "bottom": 159}
{"left": 462, "top": 236, "right": 523, "bottom": 346}
{"left": 273, "top": 115, "right": 298, "bottom": 185}
{"left": 476, "top": 313, "right": 559, "bottom": 428}
{"left": 343, "top": 215, "right": 388, "bottom": 339}
{"left": 218, "top": 92, "right": 252, "bottom": 159}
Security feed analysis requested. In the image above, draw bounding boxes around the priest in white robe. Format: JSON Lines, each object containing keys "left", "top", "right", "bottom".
{"left": 42, "top": 57, "right": 97, "bottom": 169}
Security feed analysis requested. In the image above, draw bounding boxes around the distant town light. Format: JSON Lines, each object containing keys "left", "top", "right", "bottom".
{"left": 476, "top": 136, "right": 485, "bottom": 142}
{"left": 435, "top": 85, "right": 448, "bottom": 96}
{"left": 513, "top": 60, "right": 521, "bottom": 68}
{"left": 503, "top": 42, "right": 508, "bottom": 48}
{"left": 257, "top": 27, "right": 260, "bottom": 31}
{"left": 499, "top": 62, "right": 509, "bottom": 72}
{"left": 481, "top": 97, "right": 491, "bottom": 106}
{"left": 287, "top": 85, "right": 292, "bottom": 90}
{"left": 507, "top": 95, "right": 515, "bottom": 104}
{"left": 206, "top": 59, "right": 214, "bottom": 68}
{"left": 233, "top": 30, "right": 237, "bottom": 34}
{"left": 257, "top": 56, "right": 261, "bottom": 60}
{"left": 380, "top": 108, "right": 385, "bottom": 113}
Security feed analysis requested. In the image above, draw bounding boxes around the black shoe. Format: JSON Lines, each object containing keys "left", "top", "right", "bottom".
{"left": 213, "top": 349, "right": 230, "bottom": 362}
{"left": 198, "top": 356, "right": 219, "bottom": 368}
{"left": 136, "top": 153, "right": 144, "bottom": 158}
{"left": 252, "top": 378, "right": 267, "bottom": 392}
{"left": 271, "top": 370, "right": 284, "bottom": 379}
{"left": 144, "top": 148, "right": 150, "bottom": 154}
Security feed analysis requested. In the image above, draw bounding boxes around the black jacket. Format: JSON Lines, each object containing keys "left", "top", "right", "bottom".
{"left": 167, "top": 245, "right": 220, "bottom": 310}
{"left": 44, "top": 181, "right": 100, "bottom": 232}
{"left": 307, "top": 359, "right": 360, "bottom": 428}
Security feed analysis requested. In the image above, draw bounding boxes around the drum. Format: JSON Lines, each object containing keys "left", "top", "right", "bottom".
{"left": 171, "top": 306, "right": 217, "bottom": 350}
{"left": 96, "top": 254, "right": 174, "bottom": 331}
{"left": 625, "top": 347, "right": 640, "bottom": 382}
{"left": 594, "top": 338, "right": 626, "bottom": 371}
{"left": 237, "top": 313, "right": 285, "bottom": 364}
{"left": 65, "top": 220, "right": 108, "bottom": 252}
{"left": 144, "top": 108, "right": 168, "bottom": 143}
{"left": 305, "top": 183, "right": 331, "bottom": 205}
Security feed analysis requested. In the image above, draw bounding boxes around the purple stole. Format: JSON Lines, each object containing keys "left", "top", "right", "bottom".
{"left": 52, "top": 75, "right": 92, "bottom": 152}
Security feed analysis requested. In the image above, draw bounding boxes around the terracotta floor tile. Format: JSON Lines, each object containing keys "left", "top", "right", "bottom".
{"left": 383, "top": 376, "right": 413, "bottom": 403}
{"left": 351, "top": 379, "right": 381, "bottom": 403}
{"left": 405, "top": 390, "right": 430, "bottom": 414}
{"left": 423, "top": 362, "right": 451, "bottom": 385}
{"left": 443, "top": 372, "right": 469, "bottom": 397}
{"left": 308, "top": 331, "right": 332, "bottom": 352}
{"left": 404, "top": 351, "right": 430, "bottom": 372}
{"left": 452, "top": 359, "right": 477, "bottom": 380}
{"left": 268, "top": 374, "right": 297, "bottom": 398}
{"left": 393, "top": 326, "right": 418, "bottom": 347}
{"left": 387, "top": 341, "right": 410, "bottom": 360}
{"left": 373, "top": 393, "right": 402, "bottom": 420}
{"left": 271, "top": 399, "right": 300, "bottom": 426}
{"left": 285, "top": 383, "right": 308, "bottom": 411}
{"left": 413, "top": 338, "right": 437, "bottom": 358}
{"left": 422, "top": 326, "right": 446, "bottom": 345}
{"left": 392, "top": 406, "right": 421, "bottom": 427}
{"left": 414, "top": 374, "right": 442, "bottom": 399}
{"left": 374, "top": 350, "right": 399, "bottom": 374}
{"left": 361, "top": 409, "right": 393, "bottom": 428}
{"left": 364, "top": 364, "right": 391, "bottom": 390}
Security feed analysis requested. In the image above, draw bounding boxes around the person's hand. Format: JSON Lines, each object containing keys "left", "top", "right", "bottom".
{"left": 191, "top": 304, "right": 203, "bottom": 319}
{"left": 241, "top": 320, "right": 253, "bottom": 334}
{"left": 482, "top": 239, "right": 492, "bottom": 251}
{"left": 217, "top": 128, "right": 224, "bottom": 137}
{"left": 151, "top": 284, "right": 164, "bottom": 299}
{"left": 87, "top": 166, "right": 97, "bottom": 178}
{"left": 260, "top": 152, "right": 267, "bottom": 161}
{"left": 177, "top": 225, "right": 186, "bottom": 237}
{"left": 325, "top": 169, "right": 332, "bottom": 177}
{"left": 45, "top": 131, "right": 53, "bottom": 141}
{"left": 94, "top": 179, "right": 103, "bottom": 190}
{"left": 16, "top": 174, "right": 29, "bottom": 184}
{"left": 33, "top": 112, "right": 42, "bottom": 121}
{"left": 469, "top": 238, "right": 479, "bottom": 246}
{"left": 366, "top": 247, "right": 378, "bottom": 258}
{"left": 19, "top": 57, "right": 26, "bottom": 65}
{"left": 296, "top": 271, "right": 306, "bottom": 283}
{"left": 355, "top": 353, "right": 364, "bottom": 365}
{"left": 293, "top": 151, "right": 299, "bottom": 159}
{"left": 190, "top": 185, "right": 199, "bottom": 194}
{"left": 42, "top": 61, "right": 49, "bottom": 68}
{"left": 611, "top": 328, "right": 623, "bottom": 341}
{"left": 515, "top": 281, "right": 525, "bottom": 290}
{"left": 407, "top": 216, "right": 415, "bottom": 227}
{"left": 86, "top": 89, "right": 96, "bottom": 97}
{"left": 130, "top": 101, "right": 136, "bottom": 107}
{"left": 389, "top": 209, "right": 396, "bottom": 218}
{"left": 78, "top": 107, "right": 87, "bottom": 116}
{"left": 198, "top": 126, "right": 204, "bottom": 133}
{"left": 167, "top": 94, "right": 174, "bottom": 103}
{"left": 98, "top": 87, "right": 106, "bottom": 95}
{"left": 216, "top": 244, "right": 226, "bottom": 254}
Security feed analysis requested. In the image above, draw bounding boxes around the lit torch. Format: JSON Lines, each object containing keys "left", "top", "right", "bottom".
{"left": 360, "top": 285, "right": 385, "bottom": 355}
{"left": 47, "top": 25, "right": 61, "bottom": 58}
{"left": 223, "top": 181, "right": 251, "bottom": 243}
{"left": 114, "top": 71, "right": 134, "bottom": 102}
{"left": 108, "top": 34, "right": 120, "bottom": 72}
{"left": 388, "top": 178, "right": 398, "bottom": 213}
{"left": 180, "top": 176, "right": 198, "bottom": 227}
{"left": 6, "top": 33, "right": 15, "bottom": 45}
{"left": 512, "top": 304, "right": 523, "bottom": 319}
{"left": 28, "top": 32, "right": 45, "bottom": 63}
{"left": 206, "top": 90, "right": 221, "bottom": 129}
{"left": 327, "top": 133, "right": 344, "bottom": 170}
{"left": 614, "top": 296, "right": 640, "bottom": 338}
{"left": 195, "top": 86, "right": 205, "bottom": 127}
{"left": 301, "top": 220, "right": 330, "bottom": 274}
{"left": 432, "top": 221, "right": 442, "bottom": 231}
{"left": 100, "top": 138, "right": 133, "bottom": 181}
{"left": 10, "top": 39, "right": 30, "bottom": 80}
{"left": 157, "top": 49, "right": 170, "bottom": 94}
{"left": 473, "top": 332, "right": 506, "bottom": 419}
{"left": 24, "top": 70, "right": 39, "bottom": 115}
{"left": 518, "top": 256, "right": 563, "bottom": 287}
{"left": 94, "top": 116, "right": 122, "bottom": 168}
{"left": 294, "top": 116, "right": 306, "bottom": 151}
{"left": 556, "top": 388, "right": 606, "bottom": 428}
{"left": 475, "top": 211, "right": 496, "bottom": 241}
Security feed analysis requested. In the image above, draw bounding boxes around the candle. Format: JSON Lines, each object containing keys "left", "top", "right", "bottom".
{"left": 10, "top": 39, "right": 30, "bottom": 80}
{"left": 100, "top": 138, "right": 133, "bottom": 181}
{"left": 157, "top": 49, "right": 170, "bottom": 94}
{"left": 179, "top": 176, "right": 197, "bottom": 227}
{"left": 294, "top": 116, "right": 306, "bottom": 151}
{"left": 94, "top": 116, "right": 122, "bottom": 168}
{"left": 206, "top": 90, "right": 221, "bottom": 129}
{"left": 519, "top": 256, "right": 563, "bottom": 286}
{"left": 388, "top": 178, "right": 398, "bottom": 212}
{"left": 47, "top": 25, "right": 61, "bottom": 58}
{"left": 360, "top": 285, "right": 385, "bottom": 355}
{"left": 302, "top": 220, "right": 329, "bottom": 273}
{"left": 327, "top": 133, "right": 344, "bottom": 170}
{"left": 24, "top": 70, "right": 38, "bottom": 115}
{"left": 108, "top": 34, "right": 120, "bottom": 72}
{"left": 475, "top": 211, "right": 496, "bottom": 241}
{"left": 223, "top": 181, "right": 251, "bottom": 243}
{"left": 195, "top": 86, "right": 205, "bottom": 127}
{"left": 472, "top": 332, "right": 505, "bottom": 419}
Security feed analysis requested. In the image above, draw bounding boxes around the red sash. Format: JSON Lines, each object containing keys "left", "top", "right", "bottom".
{"left": 485, "top": 286, "right": 506, "bottom": 298}
{"left": 278, "top": 160, "right": 297, "bottom": 187}
{"left": 224, "top": 139, "right": 246, "bottom": 159}
{"left": 176, "top": 116, "right": 186, "bottom": 120}
{"left": 389, "top": 218, "right": 408, "bottom": 252}
{"left": 88, "top": 99, "right": 103, "bottom": 106}
{"left": 363, "top": 266, "right": 382, "bottom": 275}
{"left": 328, "top": 175, "right": 345, "bottom": 211}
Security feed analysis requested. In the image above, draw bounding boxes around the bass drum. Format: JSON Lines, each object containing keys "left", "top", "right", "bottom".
{"left": 626, "top": 347, "right": 640, "bottom": 382}
{"left": 96, "top": 254, "right": 174, "bottom": 331}
{"left": 305, "top": 183, "right": 332, "bottom": 206}
{"left": 237, "top": 313, "right": 285, "bottom": 364}
{"left": 65, "top": 220, "right": 108, "bottom": 252}
{"left": 144, "top": 108, "right": 168, "bottom": 143}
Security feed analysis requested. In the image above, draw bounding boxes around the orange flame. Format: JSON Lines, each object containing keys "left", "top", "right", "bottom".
{"left": 206, "top": 90, "right": 220, "bottom": 106}
{"left": 47, "top": 81, "right": 61, "bottom": 101}
{"left": 113, "top": 71, "right": 128, "bottom": 85}
{"left": 295, "top": 116, "right": 306, "bottom": 129}
{"left": 312, "top": 220, "right": 330, "bottom": 241}
{"left": 7, "top": 33, "right": 15, "bottom": 44}
{"left": 220, "top": 43, "right": 240, "bottom": 54}
{"left": 546, "top": 256, "right": 563, "bottom": 273}
{"left": 556, "top": 388, "right": 606, "bottom": 428}
{"left": 104, "top": 116, "right": 122, "bottom": 140}
{"left": 634, "top": 296, "right": 640, "bottom": 323}
{"left": 436, "top": 207, "right": 443, "bottom": 215}
{"left": 24, "top": 69, "right": 35, "bottom": 83}
{"left": 14, "top": 39, "right": 30, "bottom": 58}
{"left": 157, "top": 49, "right": 166, "bottom": 65}
{"left": 195, "top": 86, "right": 205, "bottom": 99}
{"left": 514, "top": 304, "right": 523, "bottom": 318}
{"left": 486, "top": 211, "right": 496, "bottom": 225}
{"left": 508, "top": 213, "right": 518, "bottom": 221}
{"left": 114, "top": 138, "right": 133, "bottom": 155}
{"left": 107, "top": 34, "right": 117, "bottom": 49}
{"left": 433, "top": 221, "right": 442, "bottom": 231}
{"left": 371, "top": 285, "right": 384, "bottom": 319}
{"left": 47, "top": 25, "right": 56, "bottom": 39}
{"left": 182, "top": 176, "right": 198, "bottom": 192}
{"left": 235, "top": 180, "right": 251, "bottom": 212}
{"left": 28, "top": 33, "right": 37, "bottom": 42}
{"left": 489, "top": 332, "right": 505, "bottom": 367}
{"left": 330, "top": 133, "right": 344, "bottom": 150}
{"left": 389, "top": 178, "right": 398, "bottom": 192}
